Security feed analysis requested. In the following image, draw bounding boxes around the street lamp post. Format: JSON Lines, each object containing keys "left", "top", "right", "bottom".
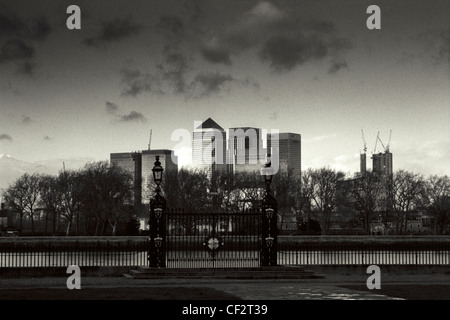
{"left": 260, "top": 161, "right": 278, "bottom": 266}
{"left": 148, "top": 155, "right": 166, "bottom": 268}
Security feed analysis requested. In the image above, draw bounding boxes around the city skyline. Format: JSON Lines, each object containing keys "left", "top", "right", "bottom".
{"left": 0, "top": 0, "right": 448, "bottom": 186}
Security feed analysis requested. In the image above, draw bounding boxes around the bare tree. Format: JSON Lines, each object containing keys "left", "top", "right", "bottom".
{"left": 2, "top": 176, "right": 28, "bottom": 230}
{"left": 209, "top": 171, "right": 240, "bottom": 214}
{"left": 159, "top": 167, "right": 210, "bottom": 212}
{"left": 153, "top": 168, "right": 210, "bottom": 235}
{"left": 39, "top": 175, "right": 63, "bottom": 235}
{"left": 351, "top": 171, "right": 384, "bottom": 234}
{"left": 421, "top": 175, "right": 450, "bottom": 234}
{"left": 82, "top": 161, "right": 133, "bottom": 236}
{"left": 306, "top": 168, "right": 347, "bottom": 234}
{"left": 2, "top": 173, "right": 43, "bottom": 233}
{"left": 388, "top": 170, "right": 424, "bottom": 234}
{"left": 104, "top": 164, "right": 133, "bottom": 236}
{"left": 233, "top": 171, "right": 263, "bottom": 211}
{"left": 271, "top": 169, "right": 301, "bottom": 234}
{"left": 58, "top": 170, "right": 84, "bottom": 236}
{"left": 298, "top": 169, "right": 315, "bottom": 233}
{"left": 22, "top": 173, "right": 43, "bottom": 235}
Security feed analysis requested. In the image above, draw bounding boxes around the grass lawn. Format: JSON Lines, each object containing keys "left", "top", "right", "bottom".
{"left": 0, "top": 286, "right": 241, "bottom": 300}
{"left": 339, "top": 284, "right": 450, "bottom": 300}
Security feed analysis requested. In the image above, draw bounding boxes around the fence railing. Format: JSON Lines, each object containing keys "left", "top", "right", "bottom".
{"left": 1, "top": 236, "right": 450, "bottom": 268}
{"left": 278, "top": 237, "right": 450, "bottom": 265}
{"left": 0, "top": 237, "right": 148, "bottom": 268}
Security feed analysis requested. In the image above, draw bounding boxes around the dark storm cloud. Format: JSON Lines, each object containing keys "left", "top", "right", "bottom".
{"left": 119, "top": 111, "right": 147, "bottom": 123}
{"left": 120, "top": 68, "right": 159, "bottom": 97}
{"left": 0, "top": 39, "right": 38, "bottom": 76}
{"left": 84, "top": 17, "right": 143, "bottom": 47}
{"left": 0, "top": 134, "right": 13, "bottom": 142}
{"left": 121, "top": 46, "right": 191, "bottom": 97}
{"left": 328, "top": 60, "right": 348, "bottom": 74}
{"left": 190, "top": 72, "right": 234, "bottom": 97}
{"left": 259, "top": 28, "right": 353, "bottom": 72}
{"left": 0, "top": 39, "right": 34, "bottom": 63}
{"left": 200, "top": 47, "right": 231, "bottom": 65}
{"left": 160, "top": 45, "right": 190, "bottom": 94}
{"left": 104, "top": 101, "right": 147, "bottom": 124}
{"left": 199, "top": 1, "right": 352, "bottom": 73}
{"left": 184, "top": 0, "right": 204, "bottom": 25}
{"left": 105, "top": 101, "right": 119, "bottom": 114}
{"left": 260, "top": 35, "right": 329, "bottom": 71}
{"left": 0, "top": 12, "right": 23, "bottom": 36}
{"left": 24, "top": 16, "right": 52, "bottom": 42}
{"left": 303, "top": 20, "right": 336, "bottom": 35}
{"left": 399, "top": 27, "right": 449, "bottom": 67}
{"left": 198, "top": 1, "right": 284, "bottom": 65}
{"left": 241, "top": 77, "right": 260, "bottom": 90}
{"left": 0, "top": 11, "right": 51, "bottom": 76}
{"left": 21, "top": 115, "right": 33, "bottom": 124}
{"left": 157, "top": 15, "right": 185, "bottom": 36}
{"left": 0, "top": 13, "right": 52, "bottom": 41}
{"left": 17, "top": 61, "right": 36, "bottom": 76}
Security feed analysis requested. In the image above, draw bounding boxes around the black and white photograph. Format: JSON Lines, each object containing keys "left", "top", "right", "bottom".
{"left": 0, "top": 0, "right": 449, "bottom": 309}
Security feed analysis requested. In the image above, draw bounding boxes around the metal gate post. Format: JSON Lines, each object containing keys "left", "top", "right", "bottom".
{"left": 148, "top": 156, "right": 167, "bottom": 268}
{"left": 260, "top": 162, "right": 278, "bottom": 267}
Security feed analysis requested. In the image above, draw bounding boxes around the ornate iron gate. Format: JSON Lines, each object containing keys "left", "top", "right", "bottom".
{"left": 164, "top": 209, "right": 261, "bottom": 268}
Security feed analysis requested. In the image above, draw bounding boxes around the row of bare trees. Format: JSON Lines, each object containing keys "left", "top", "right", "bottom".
{"left": 300, "top": 169, "right": 449, "bottom": 235}
{"left": 2, "top": 161, "right": 134, "bottom": 236}
{"left": 2, "top": 160, "right": 449, "bottom": 236}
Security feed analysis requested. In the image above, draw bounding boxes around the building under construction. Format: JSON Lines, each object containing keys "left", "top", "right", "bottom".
{"left": 360, "top": 130, "right": 393, "bottom": 176}
{"left": 372, "top": 151, "right": 393, "bottom": 176}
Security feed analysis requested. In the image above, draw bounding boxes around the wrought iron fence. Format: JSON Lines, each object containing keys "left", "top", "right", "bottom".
{"left": 278, "top": 237, "right": 450, "bottom": 265}
{"left": 1, "top": 236, "right": 450, "bottom": 268}
{"left": 165, "top": 211, "right": 261, "bottom": 268}
{"left": 0, "top": 238, "right": 148, "bottom": 268}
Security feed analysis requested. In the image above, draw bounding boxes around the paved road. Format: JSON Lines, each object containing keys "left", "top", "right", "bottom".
{"left": 1, "top": 273, "right": 449, "bottom": 300}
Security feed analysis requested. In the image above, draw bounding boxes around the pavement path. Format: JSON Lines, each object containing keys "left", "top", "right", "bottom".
{"left": 1, "top": 273, "right": 449, "bottom": 300}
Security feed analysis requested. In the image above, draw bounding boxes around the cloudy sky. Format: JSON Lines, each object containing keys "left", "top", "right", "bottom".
{"left": 0, "top": 0, "right": 448, "bottom": 177}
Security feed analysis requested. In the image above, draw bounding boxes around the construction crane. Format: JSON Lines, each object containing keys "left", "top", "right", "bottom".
{"left": 378, "top": 135, "right": 386, "bottom": 152}
{"left": 373, "top": 131, "right": 380, "bottom": 154}
{"left": 361, "top": 129, "right": 367, "bottom": 153}
{"left": 386, "top": 129, "right": 392, "bottom": 153}
{"left": 376, "top": 130, "right": 392, "bottom": 153}
{"left": 360, "top": 129, "right": 367, "bottom": 173}
{"left": 148, "top": 129, "right": 152, "bottom": 150}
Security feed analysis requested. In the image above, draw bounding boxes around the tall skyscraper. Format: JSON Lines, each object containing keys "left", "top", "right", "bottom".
{"left": 372, "top": 152, "right": 393, "bottom": 176}
{"left": 267, "top": 132, "right": 301, "bottom": 180}
{"left": 110, "top": 149, "right": 178, "bottom": 205}
{"left": 192, "top": 118, "right": 228, "bottom": 183}
{"left": 228, "top": 127, "right": 264, "bottom": 174}
{"left": 360, "top": 153, "right": 367, "bottom": 174}
{"left": 110, "top": 152, "right": 142, "bottom": 207}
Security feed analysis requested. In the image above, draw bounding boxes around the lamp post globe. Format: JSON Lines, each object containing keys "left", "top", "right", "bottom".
{"left": 152, "top": 155, "right": 164, "bottom": 190}
{"left": 261, "top": 161, "right": 273, "bottom": 193}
